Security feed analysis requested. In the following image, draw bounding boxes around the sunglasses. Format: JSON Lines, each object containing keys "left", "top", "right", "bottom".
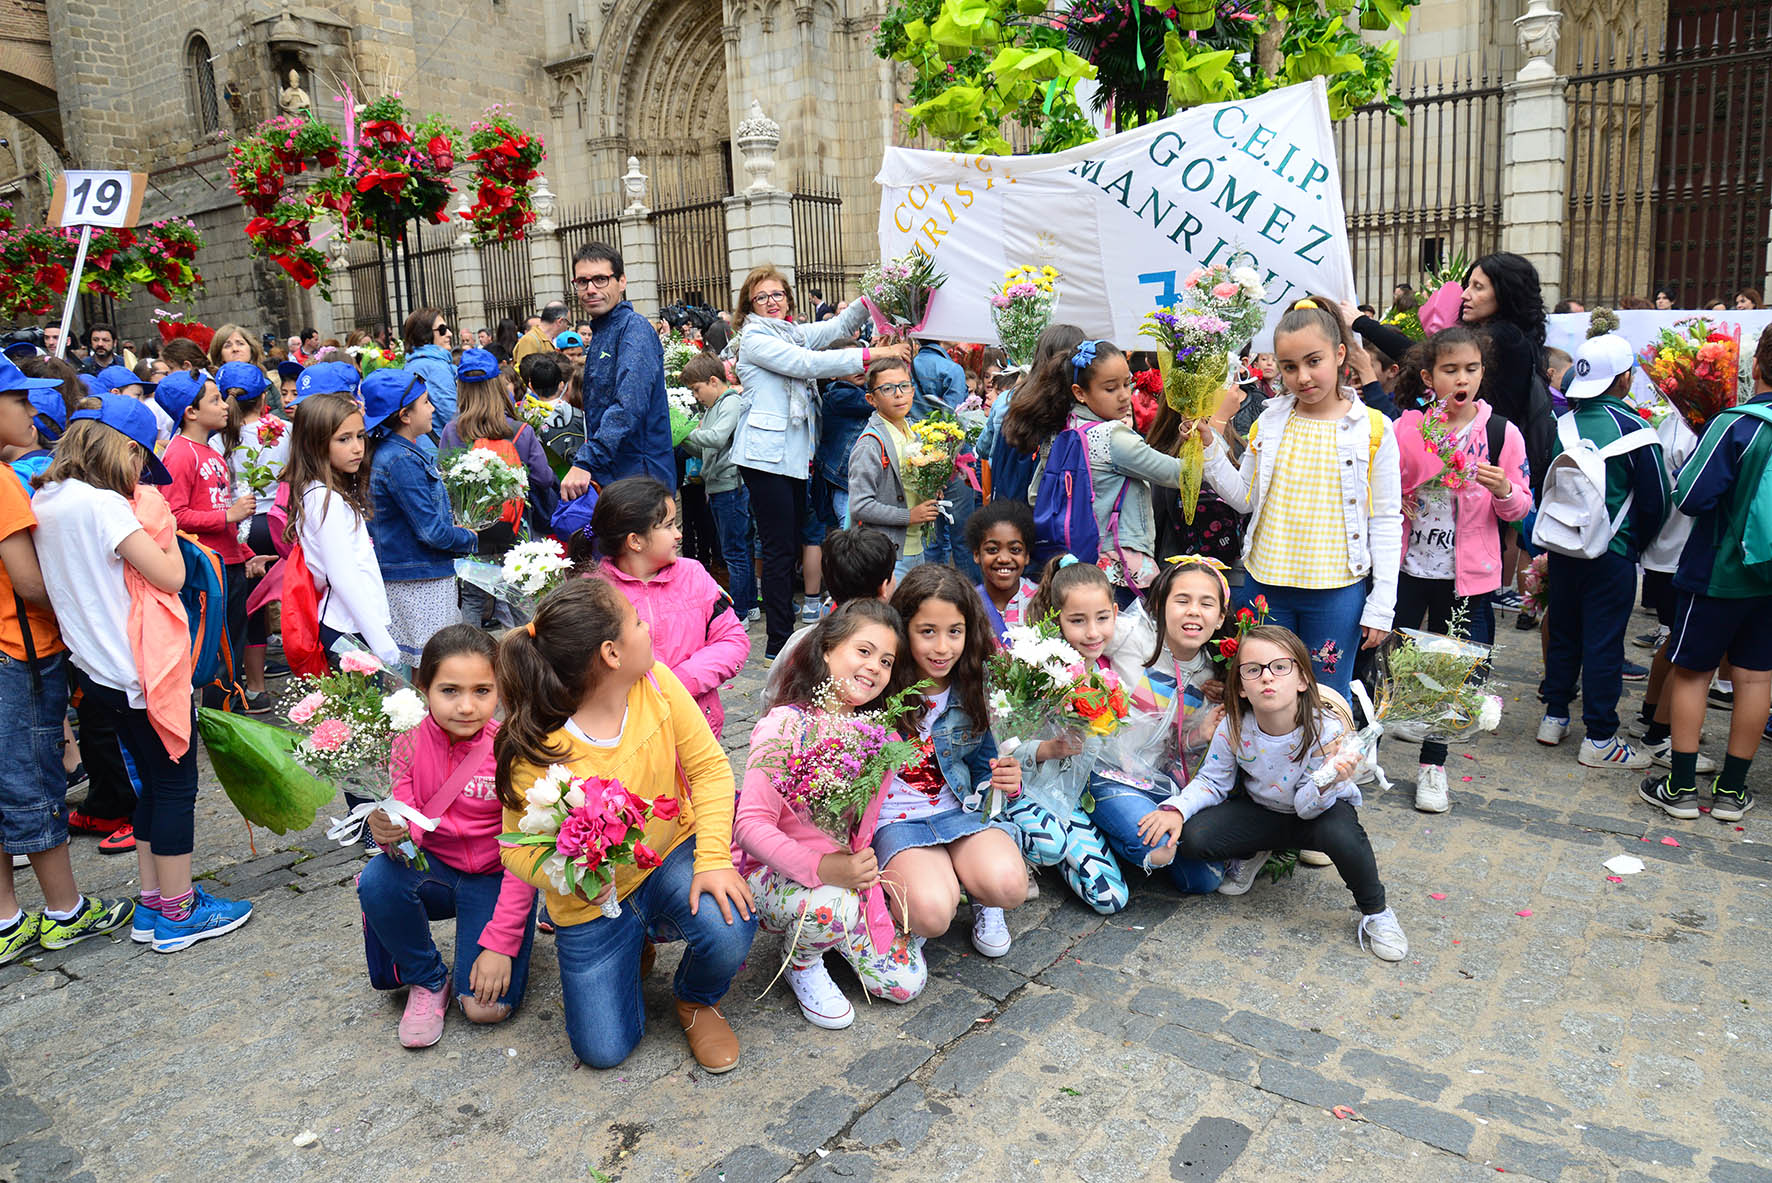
{"left": 433, "top": 324, "right": 452, "bottom": 337}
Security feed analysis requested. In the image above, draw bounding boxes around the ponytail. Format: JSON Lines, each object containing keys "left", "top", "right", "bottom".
{"left": 493, "top": 578, "right": 629, "bottom": 807}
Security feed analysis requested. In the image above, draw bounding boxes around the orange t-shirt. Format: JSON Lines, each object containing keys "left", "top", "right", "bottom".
{"left": 0, "top": 471, "right": 64, "bottom": 661}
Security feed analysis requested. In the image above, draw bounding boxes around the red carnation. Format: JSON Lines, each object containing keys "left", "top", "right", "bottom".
{"left": 426, "top": 135, "right": 455, "bottom": 171}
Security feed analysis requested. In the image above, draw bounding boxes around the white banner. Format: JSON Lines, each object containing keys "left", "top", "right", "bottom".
{"left": 1548, "top": 309, "right": 1772, "bottom": 402}
{"left": 875, "top": 79, "right": 1358, "bottom": 349}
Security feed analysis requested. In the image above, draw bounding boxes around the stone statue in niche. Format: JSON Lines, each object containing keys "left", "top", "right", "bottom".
{"left": 279, "top": 69, "right": 311, "bottom": 115}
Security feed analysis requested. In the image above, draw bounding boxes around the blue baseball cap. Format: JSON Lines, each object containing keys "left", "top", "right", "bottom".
{"left": 552, "top": 331, "right": 584, "bottom": 350}
{"left": 155, "top": 368, "right": 213, "bottom": 425}
{"left": 216, "top": 361, "right": 269, "bottom": 401}
{"left": 455, "top": 347, "right": 501, "bottom": 383}
{"left": 28, "top": 389, "right": 68, "bottom": 443}
{"left": 78, "top": 373, "right": 107, "bottom": 398}
{"left": 69, "top": 394, "right": 171, "bottom": 485}
{"left": 0, "top": 354, "right": 64, "bottom": 396}
{"left": 276, "top": 359, "right": 305, "bottom": 382}
{"left": 361, "top": 368, "right": 429, "bottom": 433}
{"left": 293, "top": 360, "right": 361, "bottom": 405}
{"left": 1, "top": 340, "right": 42, "bottom": 361}
{"left": 94, "top": 364, "right": 148, "bottom": 393}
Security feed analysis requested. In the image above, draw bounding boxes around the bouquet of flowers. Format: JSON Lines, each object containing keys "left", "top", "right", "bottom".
{"left": 860, "top": 249, "right": 946, "bottom": 340}
{"left": 1381, "top": 305, "right": 1425, "bottom": 342}
{"left": 233, "top": 415, "right": 288, "bottom": 544}
{"left": 455, "top": 538, "right": 572, "bottom": 622}
{"left": 439, "top": 446, "right": 528, "bottom": 530}
{"left": 1519, "top": 552, "right": 1549, "bottom": 617}
{"left": 1418, "top": 248, "right": 1473, "bottom": 335}
{"left": 1140, "top": 262, "right": 1267, "bottom": 522}
{"left": 1065, "top": 667, "right": 1130, "bottom": 737}
{"left": 663, "top": 332, "right": 703, "bottom": 386}
{"left": 500, "top": 767, "right": 670, "bottom": 919}
{"left": 990, "top": 264, "right": 1060, "bottom": 367}
{"left": 1370, "top": 621, "right": 1502, "bottom": 744}
{"left": 1640, "top": 318, "right": 1742, "bottom": 431}
{"left": 901, "top": 412, "right": 969, "bottom": 549}
{"left": 667, "top": 385, "right": 701, "bottom": 447}
{"left": 754, "top": 680, "right": 929, "bottom": 843}
{"left": 1417, "top": 403, "right": 1477, "bottom": 492}
{"left": 514, "top": 396, "right": 555, "bottom": 434}
{"left": 986, "top": 616, "right": 1085, "bottom": 764}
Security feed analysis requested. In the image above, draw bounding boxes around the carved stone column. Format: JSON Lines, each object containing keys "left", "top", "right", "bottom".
{"left": 617, "top": 157, "right": 663, "bottom": 313}
{"left": 526, "top": 171, "right": 566, "bottom": 310}
{"left": 725, "top": 103, "right": 796, "bottom": 302}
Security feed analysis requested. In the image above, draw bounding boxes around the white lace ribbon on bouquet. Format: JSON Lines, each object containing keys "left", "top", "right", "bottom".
{"left": 326, "top": 798, "right": 441, "bottom": 846}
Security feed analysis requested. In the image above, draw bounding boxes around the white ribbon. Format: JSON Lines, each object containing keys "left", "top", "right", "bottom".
{"left": 326, "top": 798, "right": 441, "bottom": 847}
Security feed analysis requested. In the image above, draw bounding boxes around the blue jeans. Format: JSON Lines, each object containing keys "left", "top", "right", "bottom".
{"left": 357, "top": 852, "right": 538, "bottom": 1004}
{"left": 1239, "top": 577, "right": 1368, "bottom": 698}
{"left": 708, "top": 487, "right": 758, "bottom": 618}
{"left": 1540, "top": 549, "right": 1634, "bottom": 741}
{"left": 553, "top": 837, "right": 757, "bottom": 1068}
{"left": 0, "top": 650, "right": 70, "bottom": 855}
{"left": 1085, "top": 773, "right": 1224, "bottom": 894}
{"left": 921, "top": 475, "right": 982, "bottom": 582}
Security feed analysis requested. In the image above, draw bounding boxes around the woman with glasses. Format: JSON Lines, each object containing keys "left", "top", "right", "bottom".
{"left": 728, "top": 266, "right": 910, "bottom": 658}
{"left": 400, "top": 308, "right": 459, "bottom": 432}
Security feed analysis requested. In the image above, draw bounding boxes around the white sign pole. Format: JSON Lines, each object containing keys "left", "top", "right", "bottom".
{"left": 52, "top": 224, "right": 93, "bottom": 361}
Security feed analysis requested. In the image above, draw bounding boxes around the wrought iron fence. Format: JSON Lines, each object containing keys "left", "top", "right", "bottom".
{"left": 650, "top": 196, "right": 731, "bottom": 311}
{"left": 1334, "top": 55, "right": 1505, "bottom": 305}
{"left": 792, "top": 182, "right": 847, "bottom": 315}
{"left": 346, "top": 242, "right": 389, "bottom": 334}
{"left": 1563, "top": 1, "right": 1772, "bottom": 306}
{"left": 407, "top": 222, "right": 458, "bottom": 328}
{"left": 479, "top": 237, "right": 534, "bottom": 332}
{"left": 555, "top": 201, "right": 622, "bottom": 306}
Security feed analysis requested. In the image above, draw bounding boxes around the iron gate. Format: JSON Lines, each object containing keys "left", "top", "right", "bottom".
{"left": 650, "top": 196, "right": 730, "bottom": 311}
{"left": 792, "top": 182, "right": 847, "bottom": 314}
{"left": 479, "top": 237, "right": 534, "bottom": 331}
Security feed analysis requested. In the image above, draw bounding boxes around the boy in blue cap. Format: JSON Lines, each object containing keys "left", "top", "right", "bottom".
{"left": 214, "top": 361, "right": 286, "bottom": 710}
{"left": 0, "top": 357, "right": 138, "bottom": 965}
{"left": 292, "top": 360, "right": 362, "bottom": 406}
{"left": 94, "top": 362, "right": 172, "bottom": 448}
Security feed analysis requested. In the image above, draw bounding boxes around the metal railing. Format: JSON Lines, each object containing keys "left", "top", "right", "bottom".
{"left": 479, "top": 237, "right": 534, "bottom": 331}
{"left": 792, "top": 182, "right": 847, "bottom": 315}
{"left": 1563, "top": 1, "right": 1772, "bottom": 306}
{"left": 650, "top": 196, "right": 731, "bottom": 311}
{"left": 346, "top": 242, "right": 389, "bottom": 334}
{"left": 1334, "top": 54, "right": 1504, "bottom": 303}
{"left": 554, "top": 201, "right": 622, "bottom": 307}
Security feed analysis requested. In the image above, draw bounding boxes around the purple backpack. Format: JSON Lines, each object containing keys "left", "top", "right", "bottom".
{"left": 1032, "top": 419, "right": 1125, "bottom": 567}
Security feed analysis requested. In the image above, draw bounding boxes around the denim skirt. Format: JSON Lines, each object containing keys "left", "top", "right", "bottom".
{"left": 873, "top": 807, "right": 1018, "bottom": 869}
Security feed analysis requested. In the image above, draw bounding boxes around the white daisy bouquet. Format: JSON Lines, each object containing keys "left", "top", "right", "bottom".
{"left": 663, "top": 331, "right": 703, "bottom": 385}
{"left": 502, "top": 538, "right": 571, "bottom": 600}
{"left": 439, "top": 446, "right": 528, "bottom": 530}
{"left": 667, "top": 385, "right": 700, "bottom": 447}
{"left": 499, "top": 766, "right": 672, "bottom": 919}
{"left": 990, "top": 264, "right": 1060, "bottom": 367}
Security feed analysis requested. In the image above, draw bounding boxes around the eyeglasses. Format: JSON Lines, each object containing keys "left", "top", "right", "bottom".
{"left": 872, "top": 381, "right": 914, "bottom": 396}
{"left": 753, "top": 291, "right": 788, "bottom": 305}
{"left": 572, "top": 273, "right": 618, "bottom": 289}
{"left": 433, "top": 324, "right": 452, "bottom": 337}
{"left": 1237, "top": 657, "right": 1298, "bottom": 682}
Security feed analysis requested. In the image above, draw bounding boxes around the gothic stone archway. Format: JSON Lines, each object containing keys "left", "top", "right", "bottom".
{"left": 598, "top": 0, "right": 733, "bottom": 203}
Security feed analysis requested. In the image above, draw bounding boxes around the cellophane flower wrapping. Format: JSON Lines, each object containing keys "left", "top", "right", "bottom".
{"left": 901, "top": 412, "right": 968, "bottom": 549}
{"left": 751, "top": 680, "right": 929, "bottom": 843}
{"left": 439, "top": 446, "right": 528, "bottom": 530}
{"left": 990, "top": 265, "right": 1060, "bottom": 367}
{"left": 500, "top": 767, "right": 669, "bottom": 914}
{"left": 861, "top": 250, "right": 947, "bottom": 336}
{"left": 986, "top": 617, "right": 1086, "bottom": 777}
{"left": 1640, "top": 317, "right": 1742, "bottom": 431}
{"left": 1374, "top": 627, "right": 1503, "bottom": 743}
{"left": 455, "top": 538, "right": 571, "bottom": 622}
{"left": 1417, "top": 404, "right": 1478, "bottom": 492}
{"left": 1140, "top": 263, "right": 1267, "bottom": 523}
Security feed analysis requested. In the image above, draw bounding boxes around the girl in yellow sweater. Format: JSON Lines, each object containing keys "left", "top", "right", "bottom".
{"left": 495, "top": 578, "right": 756, "bottom": 1072}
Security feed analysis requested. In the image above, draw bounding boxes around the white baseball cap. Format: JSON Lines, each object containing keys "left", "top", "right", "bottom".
{"left": 1563, "top": 333, "right": 1636, "bottom": 400}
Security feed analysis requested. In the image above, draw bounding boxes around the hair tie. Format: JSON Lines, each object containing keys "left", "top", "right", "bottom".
{"left": 1057, "top": 554, "right": 1079, "bottom": 569}
{"left": 1070, "top": 340, "right": 1099, "bottom": 377}
{"left": 1293, "top": 298, "right": 1320, "bottom": 310}
{"left": 525, "top": 620, "right": 537, "bottom": 637}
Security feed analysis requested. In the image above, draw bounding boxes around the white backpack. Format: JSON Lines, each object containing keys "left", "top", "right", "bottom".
{"left": 1531, "top": 414, "right": 1658, "bottom": 559}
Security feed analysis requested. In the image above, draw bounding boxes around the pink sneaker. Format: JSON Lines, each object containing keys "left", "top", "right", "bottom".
{"left": 399, "top": 975, "right": 451, "bottom": 1049}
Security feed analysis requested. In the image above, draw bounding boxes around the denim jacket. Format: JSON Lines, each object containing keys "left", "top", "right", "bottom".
{"left": 368, "top": 434, "right": 476, "bottom": 580}
{"left": 927, "top": 697, "right": 999, "bottom": 813}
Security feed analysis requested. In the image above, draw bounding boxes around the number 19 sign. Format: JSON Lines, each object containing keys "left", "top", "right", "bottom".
{"left": 47, "top": 169, "right": 149, "bottom": 359}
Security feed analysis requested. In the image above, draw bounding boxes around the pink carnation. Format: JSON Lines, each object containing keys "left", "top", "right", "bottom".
{"left": 288, "top": 692, "right": 325, "bottom": 725}
{"left": 339, "top": 652, "right": 382, "bottom": 674}
{"left": 308, "top": 718, "right": 353, "bottom": 752}
{"left": 1211, "top": 282, "right": 1239, "bottom": 300}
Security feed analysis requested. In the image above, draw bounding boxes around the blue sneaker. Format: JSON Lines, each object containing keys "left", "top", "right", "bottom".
{"left": 152, "top": 888, "right": 253, "bottom": 953}
{"left": 131, "top": 905, "right": 157, "bottom": 944}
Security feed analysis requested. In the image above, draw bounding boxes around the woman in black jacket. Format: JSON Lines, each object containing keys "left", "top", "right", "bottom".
{"left": 1457, "top": 252, "right": 1546, "bottom": 426}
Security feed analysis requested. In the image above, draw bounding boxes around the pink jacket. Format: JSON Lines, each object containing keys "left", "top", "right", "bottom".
{"left": 390, "top": 716, "right": 535, "bottom": 957}
{"left": 598, "top": 557, "right": 751, "bottom": 736}
{"left": 732, "top": 706, "right": 898, "bottom": 955}
{"left": 1395, "top": 401, "right": 1534, "bottom": 597}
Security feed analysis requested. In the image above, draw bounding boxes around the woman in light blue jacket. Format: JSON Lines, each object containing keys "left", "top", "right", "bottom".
{"left": 729, "top": 266, "right": 909, "bottom": 656}
{"left": 400, "top": 308, "right": 459, "bottom": 434}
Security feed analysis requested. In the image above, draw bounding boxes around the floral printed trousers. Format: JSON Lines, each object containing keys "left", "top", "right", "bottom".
{"left": 746, "top": 868, "right": 927, "bottom": 1003}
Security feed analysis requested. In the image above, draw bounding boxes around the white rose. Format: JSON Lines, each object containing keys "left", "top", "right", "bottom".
{"left": 528, "top": 781, "right": 561, "bottom": 808}
{"left": 543, "top": 853, "right": 570, "bottom": 894}
{"left": 517, "top": 810, "right": 549, "bottom": 834}
{"left": 1477, "top": 694, "right": 1503, "bottom": 732}
{"left": 563, "top": 785, "right": 586, "bottom": 809}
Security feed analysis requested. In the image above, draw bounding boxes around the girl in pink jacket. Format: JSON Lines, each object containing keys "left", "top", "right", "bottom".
{"left": 359, "top": 625, "right": 538, "bottom": 1049}
{"left": 580, "top": 477, "right": 752, "bottom": 736}
{"left": 1391, "top": 327, "right": 1534, "bottom": 814}
{"left": 733, "top": 601, "right": 926, "bottom": 1031}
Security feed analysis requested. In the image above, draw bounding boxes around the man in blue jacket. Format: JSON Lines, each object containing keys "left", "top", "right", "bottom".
{"left": 560, "top": 242, "right": 675, "bottom": 499}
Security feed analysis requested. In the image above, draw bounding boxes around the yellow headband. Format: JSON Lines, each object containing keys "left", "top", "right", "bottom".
{"left": 1165, "top": 554, "right": 1231, "bottom": 603}
{"left": 1293, "top": 298, "right": 1320, "bottom": 310}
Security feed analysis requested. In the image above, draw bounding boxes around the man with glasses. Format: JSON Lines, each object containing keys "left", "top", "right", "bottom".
{"left": 514, "top": 301, "right": 570, "bottom": 369}
{"left": 559, "top": 243, "right": 674, "bottom": 499}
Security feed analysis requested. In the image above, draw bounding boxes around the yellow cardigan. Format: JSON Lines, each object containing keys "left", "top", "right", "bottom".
{"left": 500, "top": 663, "right": 736, "bottom": 928}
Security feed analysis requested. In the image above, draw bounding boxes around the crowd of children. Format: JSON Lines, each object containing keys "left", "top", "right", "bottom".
{"left": 1, "top": 254, "right": 1768, "bottom": 1074}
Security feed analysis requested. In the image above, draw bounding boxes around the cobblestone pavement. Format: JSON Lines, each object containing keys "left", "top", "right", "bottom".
{"left": 5, "top": 606, "right": 1772, "bottom": 1183}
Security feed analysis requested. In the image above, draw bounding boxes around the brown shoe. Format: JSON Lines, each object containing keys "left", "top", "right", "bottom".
{"left": 640, "top": 939, "right": 656, "bottom": 979}
{"left": 675, "top": 998, "right": 740, "bottom": 1074}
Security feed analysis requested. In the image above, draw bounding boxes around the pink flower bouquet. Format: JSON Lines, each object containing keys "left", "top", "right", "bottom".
{"left": 501, "top": 767, "right": 672, "bottom": 918}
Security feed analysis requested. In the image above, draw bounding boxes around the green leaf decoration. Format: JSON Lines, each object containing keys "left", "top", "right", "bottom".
{"left": 197, "top": 708, "right": 338, "bottom": 835}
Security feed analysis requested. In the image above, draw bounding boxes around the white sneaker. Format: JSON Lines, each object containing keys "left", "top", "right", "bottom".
{"left": 1358, "top": 907, "right": 1409, "bottom": 962}
{"left": 1645, "top": 739, "right": 1718, "bottom": 774}
{"left": 744, "top": 608, "right": 762, "bottom": 625}
{"left": 1578, "top": 735, "right": 1653, "bottom": 770}
{"left": 787, "top": 960, "right": 855, "bottom": 1030}
{"left": 1413, "top": 764, "right": 1451, "bottom": 813}
{"left": 970, "top": 905, "right": 1011, "bottom": 957}
{"left": 1216, "top": 852, "right": 1268, "bottom": 896}
{"left": 1537, "top": 715, "right": 1570, "bottom": 745}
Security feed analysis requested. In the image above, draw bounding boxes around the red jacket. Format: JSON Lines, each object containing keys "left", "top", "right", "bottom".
{"left": 162, "top": 435, "right": 249, "bottom": 563}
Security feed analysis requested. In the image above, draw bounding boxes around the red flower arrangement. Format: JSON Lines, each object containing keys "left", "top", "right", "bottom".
{"left": 0, "top": 206, "right": 205, "bottom": 321}
{"left": 1216, "top": 596, "right": 1268, "bottom": 664}
{"left": 1131, "top": 367, "right": 1163, "bottom": 433}
{"left": 461, "top": 105, "right": 546, "bottom": 245}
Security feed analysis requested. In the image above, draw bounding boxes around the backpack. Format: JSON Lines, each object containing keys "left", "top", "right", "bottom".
{"left": 178, "top": 533, "right": 243, "bottom": 706}
{"left": 1032, "top": 420, "right": 1125, "bottom": 567}
{"left": 1531, "top": 414, "right": 1658, "bottom": 558}
{"left": 472, "top": 436, "right": 526, "bottom": 529}
{"left": 988, "top": 432, "right": 1038, "bottom": 506}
